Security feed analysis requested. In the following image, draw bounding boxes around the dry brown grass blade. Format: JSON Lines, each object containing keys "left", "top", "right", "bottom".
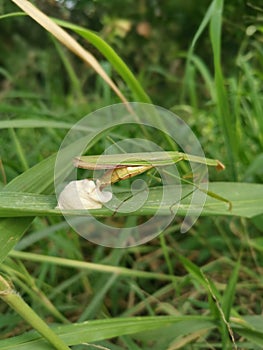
{"left": 11, "top": 0, "right": 129, "bottom": 105}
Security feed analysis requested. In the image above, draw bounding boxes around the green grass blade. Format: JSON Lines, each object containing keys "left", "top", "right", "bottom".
{"left": 0, "top": 275, "right": 70, "bottom": 350}
{"left": 0, "top": 11, "right": 26, "bottom": 20}
{"left": 222, "top": 260, "right": 240, "bottom": 321}
{"left": 9, "top": 250, "right": 177, "bottom": 283}
{"left": 221, "top": 260, "right": 240, "bottom": 349}
{"left": 10, "top": 1, "right": 128, "bottom": 104}
{"left": 0, "top": 315, "right": 214, "bottom": 349}
{"left": 3, "top": 10, "right": 152, "bottom": 103}
{"left": 0, "top": 217, "right": 32, "bottom": 264}
{"left": 51, "top": 36, "right": 84, "bottom": 101}
{"left": 4, "top": 154, "right": 56, "bottom": 194}
{"left": 54, "top": 18, "right": 152, "bottom": 103}
{"left": 9, "top": 128, "right": 29, "bottom": 172}
{"left": 239, "top": 58, "right": 263, "bottom": 147}
{"left": 233, "top": 321, "right": 263, "bottom": 347}
{"left": 0, "top": 183, "right": 262, "bottom": 218}
{"left": 181, "top": 0, "right": 215, "bottom": 101}
{"left": 182, "top": 0, "right": 238, "bottom": 180}
{"left": 178, "top": 255, "right": 237, "bottom": 349}
{"left": 209, "top": 0, "right": 238, "bottom": 180}
{"left": 0, "top": 120, "right": 72, "bottom": 129}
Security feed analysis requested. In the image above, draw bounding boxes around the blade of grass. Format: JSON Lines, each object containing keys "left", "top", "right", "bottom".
{"left": 239, "top": 57, "right": 263, "bottom": 147}
{"left": 1, "top": 261, "right": 69, "bottom": 323}
{"left": 8, "top": 128, "right": 29, "bottom": 172}
{"left": 221, "top": 260, "right": 240, "bottom": 349}
{"left": 233, "top": 325, "right": 263, "bottom": 347}
{"left": 11, "top": 0, "right": 129, "bottom": 107}
{"left": 0, "top": 182, "right": 263, "bottom": 218}
{"left": 0, "top": 315, "right": 214, "bottom": 349}
{"left": 0, "top": 12, "right": 27, "bottom": 20}
{"left": 9, "top": 250, "right": 178, "bottom": 283}
{"left": 0, "top": 217, "right": 33, "bottom": 264}
{"left": 178, "top": 255, "right": 237, "bottom": 350}
{"left": 1, "top": 10, "right": 151, "bottom": 103}
{"left": 51, "top": 36, "right": 84, "bottom": 101}
{"left": 181, "top": 0, "right": 216, "bottom": 102}
{"left": 54, "top": 18, "right": 152, "bottom": 103}
{"left": 209, "top": 0, "right": 238, "bottom": 180}
{"left": 182, "top": 0, "right": 238, "bottom": 180}
{"left": 221, "top": 260, "right": 240, "bottom": 321}
{"left": 0, "top": 275, "right": 70, "bottom": 350}
{"left": 0, "top": 119, "right": 73, "bottom": 129}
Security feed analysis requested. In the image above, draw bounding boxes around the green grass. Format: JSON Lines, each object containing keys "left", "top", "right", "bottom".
{"left": 0, "top": 0, "right": 262, "bottom": 349}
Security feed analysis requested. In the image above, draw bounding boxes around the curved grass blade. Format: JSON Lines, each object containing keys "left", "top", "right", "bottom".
{"left": 11, "top": 0, "right": 129, "bottom": 106}
{"left": 54, "top": 19, "right": 152, "bottom": 104}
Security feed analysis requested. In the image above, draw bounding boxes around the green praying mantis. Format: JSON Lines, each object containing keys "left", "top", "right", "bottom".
{"left": 73, "top": 151, "right": 231, "bottom": 210}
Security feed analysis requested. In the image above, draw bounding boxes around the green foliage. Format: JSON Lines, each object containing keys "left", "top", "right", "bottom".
{"left": 0, "top": 0, "right": 262, "bottom": 349}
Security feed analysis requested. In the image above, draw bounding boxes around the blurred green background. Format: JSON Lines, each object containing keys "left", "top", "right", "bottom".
{"left": 0, "top": 1, "right": 263, "bottom": 349}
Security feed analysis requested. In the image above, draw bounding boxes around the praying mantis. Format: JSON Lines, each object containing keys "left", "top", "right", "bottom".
{"left": 73, "top": 151, "right": 230, "bottom": 210}
{"left": 73, "top": 151, "right": 225, "bottom": 188}
{"left": 73, "top": 151, "right": 232, "bottom": 210}
{"left": 74, "top": 151, "right": 224, "bottom": 186}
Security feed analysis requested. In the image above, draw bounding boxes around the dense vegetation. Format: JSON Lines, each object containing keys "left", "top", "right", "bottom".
{"left": 0, "top": 0, "right": 262, "bottom": 349}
